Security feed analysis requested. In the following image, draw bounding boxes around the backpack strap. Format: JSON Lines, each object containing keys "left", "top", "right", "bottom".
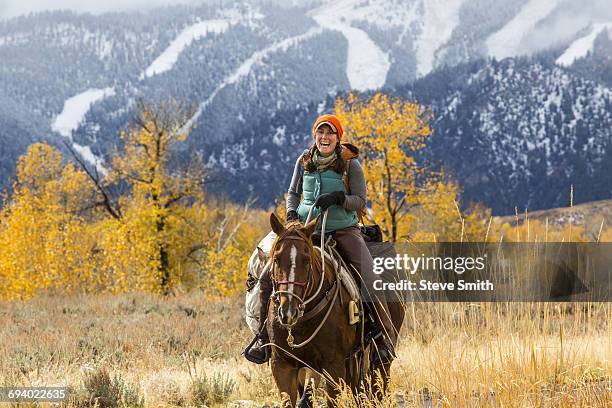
{"left": 298, "top": 148, "right": 310, "bottom": 179}
{"left": 343, "top": 159, "right": 367, "bottom": 225}
{"left": 342, "top": 159, "right": 351, "bottom": 193}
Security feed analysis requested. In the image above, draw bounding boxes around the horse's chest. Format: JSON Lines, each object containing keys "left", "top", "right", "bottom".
{"left": 271, "top": 322, "right": 355, "bottom": 364}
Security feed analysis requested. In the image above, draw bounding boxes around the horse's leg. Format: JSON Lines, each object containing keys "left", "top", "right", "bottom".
{"left": 372, "top": 297, "right": 403, "bottom": 399}
{"left": 297, "top": 380, "right": 313, "bottom": 408}
{"left": 324, "top": 360, "right": 347, "bottom": 406}
{"left": 297, "top": 368, "right": 317, "bottom": 408}
{"left": 271, "top": 358, "right": 300, "bottom": 408}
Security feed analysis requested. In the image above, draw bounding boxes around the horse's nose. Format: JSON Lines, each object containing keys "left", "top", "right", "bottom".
{"left": 279, "top": 303, "right": 298, "bottom": 326}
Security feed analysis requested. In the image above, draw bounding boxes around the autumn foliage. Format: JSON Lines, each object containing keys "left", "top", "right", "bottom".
{"left": 0, "top": 103, "right": 262, "bottom": 300}
{"left": 335, "top": 92, "right": 490, "bottom": 242}
{"left": 1, "top": 95, "right": 606, "bottom": 300}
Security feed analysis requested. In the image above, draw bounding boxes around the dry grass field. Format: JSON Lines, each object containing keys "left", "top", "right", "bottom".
{"left": 0, "top": 292, "right": 610, "bottom": 407}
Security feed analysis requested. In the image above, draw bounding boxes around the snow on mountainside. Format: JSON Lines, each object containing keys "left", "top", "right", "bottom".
{"left": 556, "top": 23, "right": 612, "bottom": 67}
{"left": 416, "top": 58, "right": 612, "bottom": 213}
{"left": 72, "top": 144, "right": 107, "bottom": 175}
{"left": 141, "top": 19, "right": 233, "bottom": 79}
{"left": 309, "top": 0, "right": 390, "bottom": 90}
{"left": 0, "top": 22, "right": 115, "bottom": 61}
{"left": 486, "top": 0, "right": 559, "bottom": 59}
{"left": 413, "top": 0, "right": 464, "bottom": 76}
{"left": 206, "top": 54, "right": 612, "bottom": 214}
{"left": 1, "top": 1, "right": 611, "bottom": 211}
{"left": 474, "top": 63, "right": 612, "bottom": 174}
{"left": 307, "top": 0, "right": 465, "bottom": 79}
{"left": 51, "top": 87, "right": 114, "bottom": 173}
{"left": 139, "top": 6, "right": 265, "bottom": 80}
{"left": 52, "top": 87, "right": 115, "bottom": 138}
{"left": 188, "top": 26, "right": 325, "bottom": 128}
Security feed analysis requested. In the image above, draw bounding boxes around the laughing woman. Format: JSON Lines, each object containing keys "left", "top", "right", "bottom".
{"left": 244, "top": 114, "right": 397, "bottom": 365}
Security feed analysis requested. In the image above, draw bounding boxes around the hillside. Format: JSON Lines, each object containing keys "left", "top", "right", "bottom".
{"left": 494, "top": 198, "right": 612, "bottom": 238}
{"left": 0, "top": 0, "right": 611, "bottom": 214}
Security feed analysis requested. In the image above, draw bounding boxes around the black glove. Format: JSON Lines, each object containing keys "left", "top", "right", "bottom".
{"left": 286, "top": 210, "right": 299, "bottom": 222}
{"left": 313, "top": 191, "right": 346, "bottom": 212}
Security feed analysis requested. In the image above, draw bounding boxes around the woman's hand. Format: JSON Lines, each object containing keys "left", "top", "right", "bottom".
{"left": 314, "top": 191, "right": 346, "bottom": 211}
{"left": 286, "top": 210, "right": 299, "bottom": 222}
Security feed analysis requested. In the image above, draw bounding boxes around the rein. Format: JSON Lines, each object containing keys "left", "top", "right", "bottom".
{"left": 271, "top": 210, "right": 339, "bottom": 348}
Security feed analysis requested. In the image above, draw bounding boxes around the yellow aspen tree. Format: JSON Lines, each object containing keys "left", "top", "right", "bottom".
{"left": 0, "top": 144, "right": 99, "bottom": 299}
{"left": 416, "top": 180, "right": 493, "bottom": 242}
{"left": 335, "top": 92, "right": 432, "bottom": 242}
{"left": 190, "top": 197, "right": 260, "bottom": 296}
{"left": 104, "top": 101, "right": 206, "bottom": 294}
{"left": 335, "top": 92, "right": 493, "bottom": 243}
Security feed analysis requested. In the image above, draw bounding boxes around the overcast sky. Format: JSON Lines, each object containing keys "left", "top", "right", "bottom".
{"left": 0, "top": 0, "right": 207, "bottom": 20}
{"left": 1, "top": 0, "right": 609, "bottom": 22}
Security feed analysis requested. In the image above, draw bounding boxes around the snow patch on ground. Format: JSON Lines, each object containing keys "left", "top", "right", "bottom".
{"left": 52, "top": 87, "right": 114, "bottom": 175}
{"left": 73, "top": 143, "right": 108, "bottom": 175}
{"left": 141, "top": 19, "right": 232, "bottom": 79}
{"left": 52, "top": 87, "right": 115, "bottom": 138}
{"left": 486, "top": 0, "right": 559, "bottom": 60}
{"left": 556, "top": 23, "right": 612, "bottom": 67}
{"left": 413, "top": 0, "right": 464, "bottom": 76}
{"left": 309, "top": 0, "right": 391, "bottom": 91}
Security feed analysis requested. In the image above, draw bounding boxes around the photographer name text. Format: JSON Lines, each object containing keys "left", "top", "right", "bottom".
{"left": 373, "top": 279, "right": 494, "bottom": 292}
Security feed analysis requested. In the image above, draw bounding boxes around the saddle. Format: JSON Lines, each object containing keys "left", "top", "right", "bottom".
{"left": 315, "top": 236, "right": 362, "bottom": 324}
{"left": 245, "top": 231, "right": 364, "bottom": 334}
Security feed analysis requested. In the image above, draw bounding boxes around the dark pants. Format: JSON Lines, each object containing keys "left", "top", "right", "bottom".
{"left": 331, "top": 225, "right": 397, "bottom": 346}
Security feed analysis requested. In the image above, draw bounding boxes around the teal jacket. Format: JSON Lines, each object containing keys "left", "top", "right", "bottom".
{"left": 296, "top": 151, "right": 358, "bottom": 233}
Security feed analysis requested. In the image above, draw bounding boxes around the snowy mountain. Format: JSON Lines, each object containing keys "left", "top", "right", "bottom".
{"left": 411, "top": 57, "right": 612, "bottom": 213}
{"left": 0, "top": 0, "right": 611, "bottom": 213}
{"left": 204, "top": 55, "right": 612, "bottom": 215}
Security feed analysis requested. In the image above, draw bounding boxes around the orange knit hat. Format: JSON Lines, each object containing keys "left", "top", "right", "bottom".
{"left": 312, "top": 114, "right": 343, "bottom": 140}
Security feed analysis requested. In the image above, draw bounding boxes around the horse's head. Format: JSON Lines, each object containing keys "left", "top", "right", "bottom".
{"left": 269, "top": 212, "right": 320, "bottom": 327}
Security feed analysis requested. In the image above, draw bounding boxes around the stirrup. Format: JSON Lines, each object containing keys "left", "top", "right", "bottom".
{"left": 242, "top": 334, "right": 270, "bottom": 364}
{"left": 371, "top": 332, "right": 395, "bottom": 366}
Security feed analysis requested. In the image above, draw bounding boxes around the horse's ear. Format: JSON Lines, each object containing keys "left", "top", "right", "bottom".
{"left": 270, "top": 212, "right": 285, "bottom": 235}
{"left": 303, "top": 214, "right": 320, "bottom": 237}
{"left": 256, "top": 247, "right": 267, "bottom": 262}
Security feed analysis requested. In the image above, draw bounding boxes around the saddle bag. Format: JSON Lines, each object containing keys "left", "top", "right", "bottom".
{"left": 360, "top": 224, "right": 383, "bottom": 242}
{"left": 342, "top": 157, "right": 383, "bottom": 243}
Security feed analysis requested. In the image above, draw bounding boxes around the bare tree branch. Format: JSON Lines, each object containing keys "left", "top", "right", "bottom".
{"left": 63, "top": 141, "right": 122, "bottom": 220}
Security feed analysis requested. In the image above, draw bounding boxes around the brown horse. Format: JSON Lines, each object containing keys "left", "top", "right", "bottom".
{"left": 265, "top": 212, "right": 404, "bottom": 407}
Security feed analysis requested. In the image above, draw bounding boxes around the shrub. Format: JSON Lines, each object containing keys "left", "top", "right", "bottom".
{"left": 189, "top": 372, "right": 236, "bottom": 407}
{"left": 72, "top": 369, "right": 144, "bottom": 408}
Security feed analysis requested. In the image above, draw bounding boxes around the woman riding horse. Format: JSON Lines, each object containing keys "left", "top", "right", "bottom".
{"left": 245, "top": 114, "right": 397, "bottom": 365}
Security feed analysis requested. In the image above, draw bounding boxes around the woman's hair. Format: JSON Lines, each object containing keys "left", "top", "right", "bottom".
{"left": 302, "top": 143, "right": 346, "bottom": 174}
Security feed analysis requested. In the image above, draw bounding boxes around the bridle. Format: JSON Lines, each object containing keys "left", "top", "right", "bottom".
{"left": 270, "top": 233, "right": 321, "bottom": 325}
{"left": 270, "top": 210, "right": 340, "bottom": 348}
